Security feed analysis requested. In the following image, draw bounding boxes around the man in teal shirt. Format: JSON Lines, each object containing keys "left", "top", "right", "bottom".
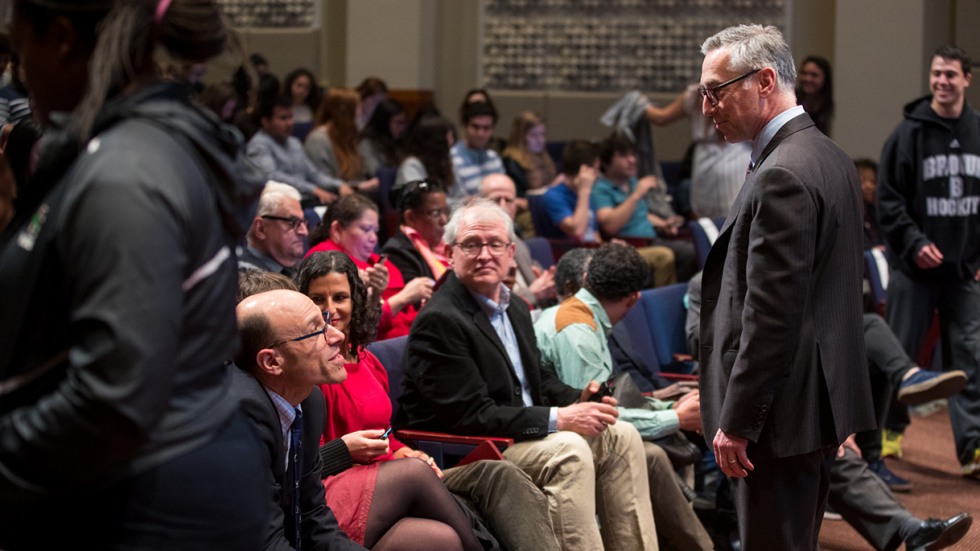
{"left": 534, "top": 244, "right": 711, "bottom": 550}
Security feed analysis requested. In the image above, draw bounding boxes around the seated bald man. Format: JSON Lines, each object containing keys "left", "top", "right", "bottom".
{"left": 234, "top": 290, "right": 365, "bottom": 551}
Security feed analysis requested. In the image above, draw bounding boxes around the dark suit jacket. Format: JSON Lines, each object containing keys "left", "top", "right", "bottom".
{"left": 395, "top": 273, "right": 581, "bottom": 440}
{"left": 382, "top": 230, "right": 435, "bottom": 282}
{"left": 230, "top": 368, "right": 365, "bottom": 551}
{"left": 699, "top": 113, "right": 875, "bottom": 458}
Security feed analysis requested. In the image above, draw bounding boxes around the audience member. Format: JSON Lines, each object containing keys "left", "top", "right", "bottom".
{"left": 307, "top": 194, "right": 433, "bottom": 339}
{"left": 697, "top": 24, "right": 873, "bottom": 549}
{"left": 686, "top": 273, "right": 972, "bottom": 551}
{"left": 541, "top": 139, "right": 677, "bottom": 287}
{"left": 233, "top": 289, "right": 367, "bottom": 551}
{"left": 459, "top": 88, "right": 506, "bottom": 152}
{"left": 381, "top": 179, "right": 451, "bottom": 282}
{"left": 304, "top": 87, "right": 380, "bottom": 194}
{"left": 535, "top": 244, "right": 713, "bottom": 550}
{"left": 285, "top": 254, "right": 486, "bottom": 551}
{"left": 240, "top": 182, "right": 309, "bottom": 276}
{"left": 247, "top": 94, "right": 350, "bottom": 204}
{"left": 645, "top": 84, "right": 751, "bottom": 219}
{"left": 283, "top": 67, "right": 320, "bottom": 140}
{"left": 501, "top": 111, "right": 557, "bottom": 198}
{"left": 877, "top": 44, "right": 980, "bottom": 480}
{"left": 0, "top": 1, "right": 269, "bottom": 547}
{"left": 855, "top": 158, "right": 884, "bottom": 249}
{"left": 796, "top": 55, "right": 835, "bottom": 136}
{"left": 296, "top": 251, "right": 560, "bottom": 551}
{"left": 395, "top": 115, "right": 454, "bottom": 188}
{"left": 478, "top": 174, "right": 558, "bottom": 309}
{"left": 360, "top": 99, "right": 408, "bottom": 176}
{"left": 594, "top": 132, "right": 698, "bottom": 281}
{"left": 356, "top": 76, "right": 389, "bottom": 130}
{"left": 396, "top": 199, "right": 659, "bottom": 549}
{"left": 250, "top": 52, "right": 270, "bottom": 76}
{"left": 450, "top": 100, "right": 504, "bottom": 206}
{"left": 0, "top": 54, "right": 31, "bottom": 126}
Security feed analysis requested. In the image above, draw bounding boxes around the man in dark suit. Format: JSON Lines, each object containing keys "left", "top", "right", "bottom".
{"left": 234, "top": 289, "right": 366, "bottom": 551}
{"left": 697, "top": 25, "right": 874, "bottom": 549}
{"left": 397, "top": 199, "right": 658, "bottom": 550}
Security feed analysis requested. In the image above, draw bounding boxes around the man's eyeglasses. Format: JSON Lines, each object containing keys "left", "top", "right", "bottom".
{"left": 698, "top": 69, "right": 761, "bottom": 107}
{"left": 264, "top": 313, "right": 331, "bottom": 349}
{"left": 453, "top": 240, "right": 511, "bottom": 257}
{"left": 261, "top": 215, "right": 308, "bottom": 231}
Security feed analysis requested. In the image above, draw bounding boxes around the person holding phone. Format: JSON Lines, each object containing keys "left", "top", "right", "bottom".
{"left": 296, "top": 251, "right": 560, "bottom": 551}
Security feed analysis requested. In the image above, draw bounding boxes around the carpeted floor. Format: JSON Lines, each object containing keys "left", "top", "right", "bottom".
{"left": 818, "top": 405, "right": 980, "bottom": 550}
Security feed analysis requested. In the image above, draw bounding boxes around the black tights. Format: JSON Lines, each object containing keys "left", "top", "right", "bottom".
{"left": 364, "top": 458, "right": 482, "bottom": 551}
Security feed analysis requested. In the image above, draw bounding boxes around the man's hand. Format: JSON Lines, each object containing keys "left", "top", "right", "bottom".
{"left": 338, "top": 183, "right": 356, "bottom": 197}
{"left": 633, "top": 175, "right": 658, "bottom": 199}
{"left": 672, "top": 389, "right": 702, "bottom": 432}
{"left": 341, "top": 430, "right": 390, "bottom": 463}
{"left": 357, "top": 178, "right": 380, "bottom": 193}
{"left": 713, "top": 428, "right": 754, "bottom": 478}
{"left": 557, "top": 401, "right": 618, "bottom": 437}
{"left": 312, "top": 187, "right": 338, "bottom": 205}
{"left": 573, "top": 165, "right": 597, "bottom": 193}
{"left": 915, "top": 243, "right": 943, "bottom": 269}
{"left": 393, "top": 447, "right": 443, "bottom": 478}
{"left": 528, "top": 265, "right": 557, "bottom": 302}
{"left": 837, "top": 433, "right": 861, "bottom": 459}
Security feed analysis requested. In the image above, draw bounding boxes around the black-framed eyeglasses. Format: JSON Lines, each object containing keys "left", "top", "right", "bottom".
{"left": 418, "top": 207, "right": 450, "bottom": 220}
{"left": 698, "top": 69, "right": 761, "bottom": 107}
{"left": 264, "top": 320, "right": 329, "bottom": 350}
{"left": 452, "top": 240, "right": 511, "bottom": 257}
{"left": 261, "top": 215, "right": 308, "bottom": 231}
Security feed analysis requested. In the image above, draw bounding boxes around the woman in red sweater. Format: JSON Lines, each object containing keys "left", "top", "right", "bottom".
{"left": 306, "top": 194, "right": 434, "bottom": 339}
{"left": 296, "top": 251, "right": 481, "bottom": 551}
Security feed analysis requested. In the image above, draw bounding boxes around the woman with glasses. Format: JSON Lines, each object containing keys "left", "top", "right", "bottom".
{"left": 294, "top": 251, "right": 483, "bottom": 551}
{"left": 307, "top": 194, "right": 434, "bottom": 339}
{"left": 381, "top": 180, "right": 451, "bottom": 283}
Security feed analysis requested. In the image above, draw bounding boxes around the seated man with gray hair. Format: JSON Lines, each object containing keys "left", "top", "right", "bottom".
{"left": 239, "top": 181, "right": 310, "bottom": 276}
{"left": 397, "top": 198, "right": 658, "bottom": 549}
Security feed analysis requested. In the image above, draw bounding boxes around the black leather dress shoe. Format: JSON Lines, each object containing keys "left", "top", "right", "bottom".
{"left": 905, "top": 512, "right": 972, "bottom": 551}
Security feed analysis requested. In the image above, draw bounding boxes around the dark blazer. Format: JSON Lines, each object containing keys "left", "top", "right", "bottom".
{"left": 382, "top": 230, "right": 435, "bottom": 282}
{"left": 699, "top": 113, "right": 875, "bottom": 458}
{"left": 395, "top": 273, "right": 581, "bottom": 440}
{"left": 230, "top": 368, "right": 365, "bottom": 551}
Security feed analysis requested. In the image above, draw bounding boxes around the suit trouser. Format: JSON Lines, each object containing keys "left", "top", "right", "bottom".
{"left": 730, "top": 445, "right": 835, "bottom": 551}
{"left": 886, "top": 269, "right": 980, "bottom": 465}
{"left": 856, "top": 313, "right": 919, "bottom": 462}
{"left": 827, "top": 448, "right": 911, "bottom": 551}
{"left": 502, "top": 422, "right": 659, "bottom": 551}
{"left": 442, "top": 459, "right": 560, "bottom": 551}
{"left": 642, "top": 441, "right": 713, "bottom": 551}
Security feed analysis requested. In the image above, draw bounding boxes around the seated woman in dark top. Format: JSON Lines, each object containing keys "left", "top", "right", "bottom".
{"left": 382, "top": 179, "right": 451, "bottom": 283}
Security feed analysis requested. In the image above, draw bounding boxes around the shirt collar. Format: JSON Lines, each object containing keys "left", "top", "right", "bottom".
{"left": 246, "top": 245, "right": 286, "bottom": 273}
{"left": 750, "top": 104, "right": 805, "bottom": 167}
{"left": 470, "top": 283, "right": 511, "bottom": 318}
{"left": 575, "top": 287, "right": 613, "bottom": 335}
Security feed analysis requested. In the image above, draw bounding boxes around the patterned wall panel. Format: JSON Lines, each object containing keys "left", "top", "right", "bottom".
{"left": 218, "top": 0, "right": 317, "bottom": 29}
{"left": 483, "top": 0, "right": 786, "bottom": 92}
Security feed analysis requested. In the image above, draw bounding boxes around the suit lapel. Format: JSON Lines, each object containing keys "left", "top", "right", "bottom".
{"left": 447, "top": 274, "right": 520, "bottom": 378}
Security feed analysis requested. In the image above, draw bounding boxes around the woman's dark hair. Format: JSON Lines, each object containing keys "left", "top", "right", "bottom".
{"left": 460, "top": 87, "right": 496, "bottom": 123}
{"left": 403, "top": 115, "right": 453, "bottom": 189}
{"left": 356, "top": 76, "right": 388, "bottom": 101}
{"left": 361, "top": 98, "right": 406, "bottom": 168}
{"left": 796, "top": 55, "right": 834, "bottom": 135}
{"left": 15, "top": 0, "right": 243, "bottom": 143}
{"left": 295, "top": 251, "right": 380, "bottom": 355}
{"left": 282, "top": 67, "right": 320, "bottom": 111}
{"left": 391, "top": 179, "right": 448, "bottom": 223}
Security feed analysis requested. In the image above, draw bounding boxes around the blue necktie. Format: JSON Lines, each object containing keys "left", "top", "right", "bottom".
{"left": 289, "top": 408, "right": 303, "bottom": 550}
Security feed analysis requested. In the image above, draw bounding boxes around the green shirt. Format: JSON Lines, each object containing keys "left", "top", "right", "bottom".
{"left": 534, "top": 288, "right": 680, "bottom": 439}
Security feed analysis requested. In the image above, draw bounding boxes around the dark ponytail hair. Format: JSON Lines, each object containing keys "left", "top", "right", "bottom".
{"left": 16, "top": 0, "right": 243, "bottom": 142}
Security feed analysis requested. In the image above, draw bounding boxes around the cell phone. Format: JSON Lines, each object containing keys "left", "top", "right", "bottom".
{"left": 374, "top": 254, "right": 388, "bottom": 267}
{"left": 379, "top": 427, "right": 393, "bottom": 440}
{"left": 587, "top": 381, "right": 614, "bottom": 403}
